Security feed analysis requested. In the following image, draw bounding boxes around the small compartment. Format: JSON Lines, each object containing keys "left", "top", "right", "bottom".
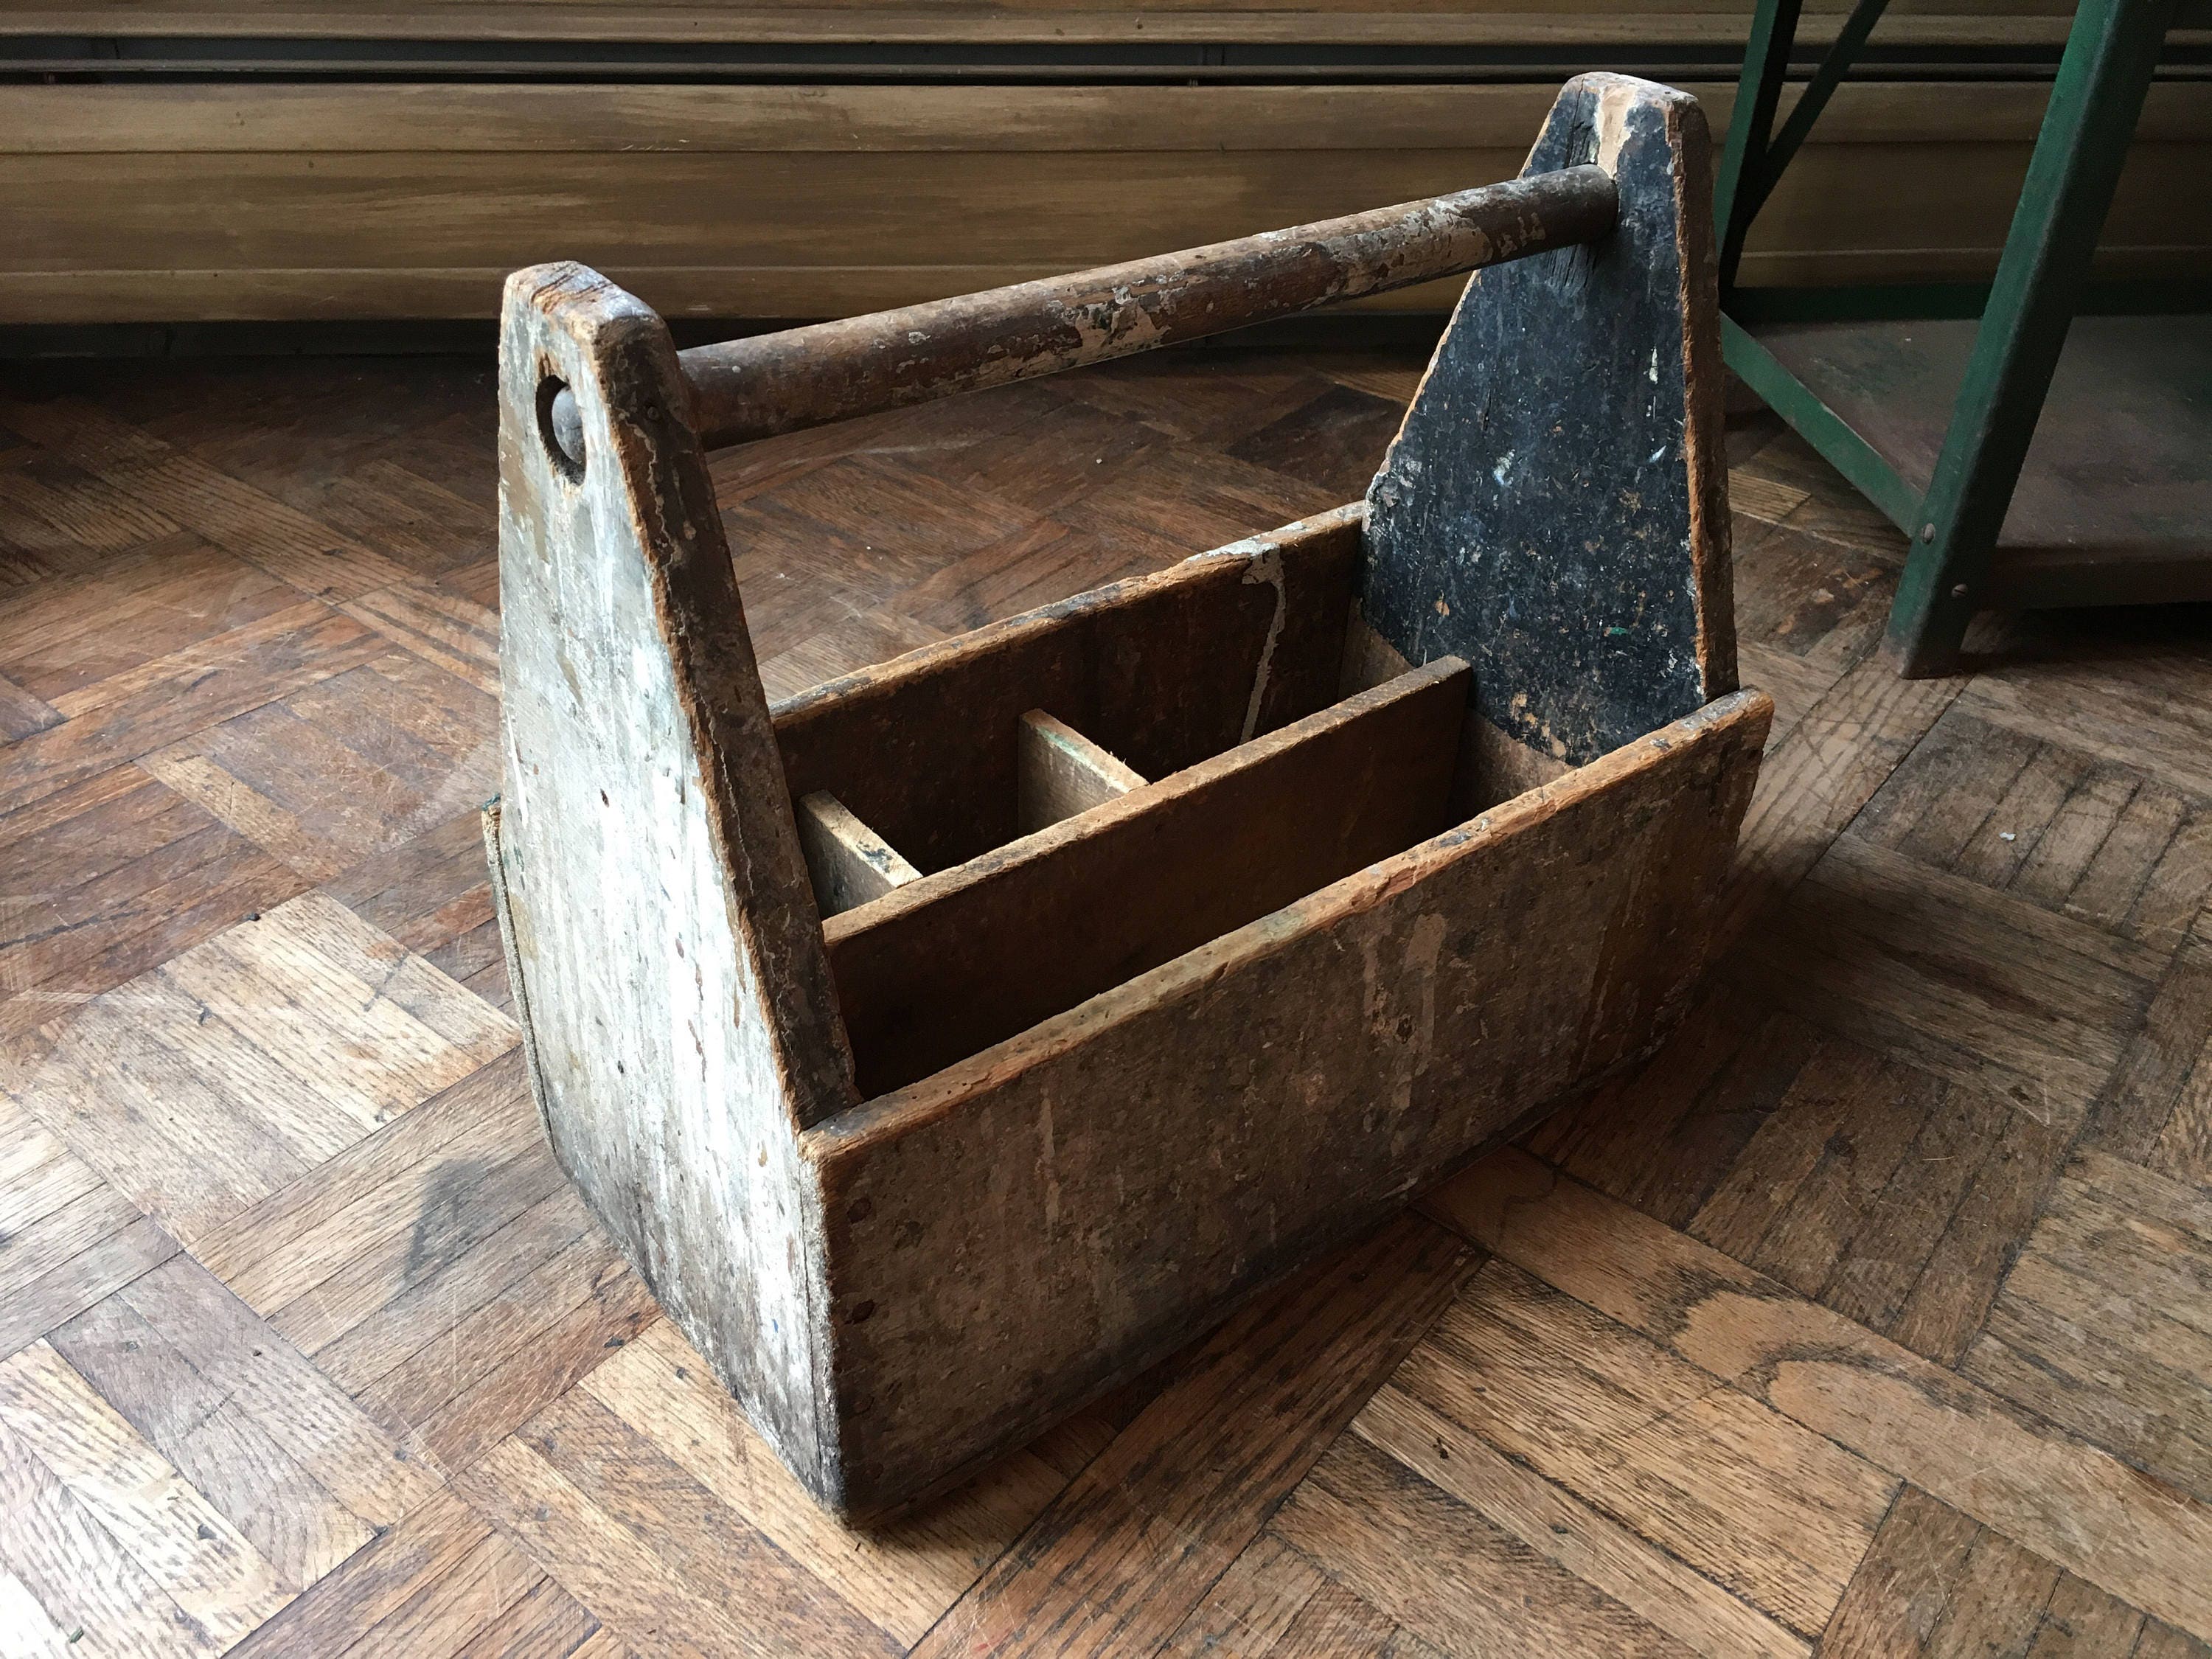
{"left": 767, "top": 510, "right": 1495, "bottom": 1098}
{"left": 806, "top": 655, "right": 1470, "bottom": 1098}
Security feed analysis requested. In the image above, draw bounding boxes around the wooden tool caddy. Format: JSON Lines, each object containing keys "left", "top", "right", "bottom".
{"left": 487, "top": 73, "right": 1771, "bottom": 1519}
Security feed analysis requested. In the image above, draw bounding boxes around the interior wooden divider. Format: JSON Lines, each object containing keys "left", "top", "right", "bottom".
{"left": 1017, "top": 709, "right": 1148, "bottom": 832}
{"left": 796, "top": 791, "right": 921, "bottom": 917}
{"left": 823, "top": 655, "right": 1472, "bottom": 1098}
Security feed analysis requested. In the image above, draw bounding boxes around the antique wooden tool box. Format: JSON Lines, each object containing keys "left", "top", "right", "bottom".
{"left": 487, "top": 73, "right": 1771, "bottom": 1519}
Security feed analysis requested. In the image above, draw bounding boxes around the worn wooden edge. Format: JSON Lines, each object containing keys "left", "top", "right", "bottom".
{"left": 1015, "top": 710, "right": 1147, "bottom": 833}
{"left": 1576, "top": 70, "right": 1732, "bottom": 700}
{"left": 1356, "top": 72, "right": 1734, "bottom": 771}
{"left": 506, "top": 261, "right": 861, "bottom": 1133}
{"left": 771, "top": 501, "right": 1367, "bottom": 734}
{"left": 480, "top": 799, "right": 552, "bottom": 1133}
{"left": 495, "top": 261, "right": 861, "bottom": 1499}
{"left": 1658, "top": 81, "right": 1740, "bottom": 702}
{"left": 801, "top": 684, "right": 1775, "bottom": 1158}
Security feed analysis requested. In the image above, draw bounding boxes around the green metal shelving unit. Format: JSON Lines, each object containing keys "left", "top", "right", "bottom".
{"left": 1716, "top": 0, "right": 2209, "bottom": 676}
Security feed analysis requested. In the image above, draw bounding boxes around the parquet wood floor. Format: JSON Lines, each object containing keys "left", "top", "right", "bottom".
{"left": 3, "top": 341, "right": 2211, "bottom": 1658}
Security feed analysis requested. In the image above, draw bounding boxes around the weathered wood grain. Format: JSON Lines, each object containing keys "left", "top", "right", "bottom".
{"left": 0, "top": 1416, "right": 220, "bottom": 1659}
{"left": 1256, "top": 1575, "right": 1437, "bottom": 1659}
{"left": 1350, "top": 1385, "right": 1812, "bottom": 1657}
{"left": 451, "top": 1576, "right": 604, "bottom": 1659}
{"left": 264, "top": 1141, "right": 568, "bottom": 1362}
{"left": 353, "top": 1225, "right": 655, "bottom": 1472}
{"left": 1425, "top": 1147, "right": 2212, "bottom": 1639}
{"left": 1360, "top": 74, "right": 1733, "bottom": 772}
{"left": 0, "top": 1203, "right": 179, "bottom": 1366}
{"left": 489, "top": 263, "right": 860, "bottom": 1502}
{"left": 223, "top": 1487, "right": 500, "bottom": 1659}
{"left": 824, "top": 657, "right": 1469, "bottom": 1096}
{"left": 341, "top": 579, "right": 503, "bottom": 695}
{"left": 495, "top": 81, "right": 1767, "bottom": 1514}
{"left": 0, "top": 601, "right": 389, "bottom": 820}
{"left": 807, "top": 689, "right": 1767, "bottom": 1511}
{"left": 1738, "top": 833, "right": 2160, "bottom": 1135}
{"left": 457, "top": 1428, "right": 880, "bottom": 1659}
{"left": 0, "top": 757, "right": 299, "bottom": 1044}
{"left": 334, "top": 1526, "right": 549, "bottom": 1659}
{"left": 49, "top": 1293, "right": 375, "bottom": 1593}
{"left": 118, "top": 1256, "right": 442, "bottom": 1528}
{"left": 1155, "top": 1534, "right": 1332, "bottom": 1659}
{"left": 0, "top": 1341, "right": 292, "bottom": 1647}
{"left": 1962, "top": 1150, "right": 2212, "bottom": 1507}
{"left": 1385, "top": 1261, "right": 1891, "bottom": 1638}
{"left": 188, "top": 1048, "right": 535, "bottom": 1315}
{"left": 909, "top": 1215, "right": 1469, "bottom": 1659}
{"left": 10, "top": 893, "right": 509, "bottom": 1250}
{"left": 0, "top": 399, "right": 411, "bottom": 603}
{"left": 580, "top": 1318, "right": 1065, "bottom": 1648}
{"left": 1274, "top": 1431, "right": 1699, "bottom": 1658}
{"left": 1719, "top": 647, "right": 1968, "bottom": 942}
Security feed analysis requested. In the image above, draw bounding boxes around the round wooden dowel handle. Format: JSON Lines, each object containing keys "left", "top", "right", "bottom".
{"left": 550, "top": 165, "right": 1617, "bottom": 456}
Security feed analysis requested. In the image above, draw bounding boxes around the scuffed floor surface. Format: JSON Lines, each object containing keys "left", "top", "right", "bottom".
{"left": 4, "top": 344, "right": 2212, "bottom": 1656}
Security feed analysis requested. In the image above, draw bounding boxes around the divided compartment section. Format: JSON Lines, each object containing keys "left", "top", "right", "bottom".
{"left": 769, "top": 507, "right": 1365, "bottom": 877}
{"left": 821, "top": 657, "right": 1471, "bottom": 1099}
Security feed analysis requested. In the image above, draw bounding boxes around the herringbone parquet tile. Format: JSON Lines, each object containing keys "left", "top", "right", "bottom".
{"left": 3, "top": 344, "right": 2211, "bottom": 1659}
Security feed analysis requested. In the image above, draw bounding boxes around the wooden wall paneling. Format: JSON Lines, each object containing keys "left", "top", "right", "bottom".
{"left": 5, "top": 2, "right": 2119, "bottom": 49}
{"left": 1, "top": 80, "right": 2204, "bottom": 322}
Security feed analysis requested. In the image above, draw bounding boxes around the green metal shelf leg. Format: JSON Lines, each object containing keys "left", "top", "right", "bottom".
{"left": 1714, "top": 0, "right": 1806, "bottom": 289}
{"left": 1882, "top": 0, "right": 2177, "bottom": 678}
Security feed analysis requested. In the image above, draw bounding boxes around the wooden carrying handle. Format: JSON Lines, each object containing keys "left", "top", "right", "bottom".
{"left": 551, "top": 164, "right": 1616, "bottom": 456}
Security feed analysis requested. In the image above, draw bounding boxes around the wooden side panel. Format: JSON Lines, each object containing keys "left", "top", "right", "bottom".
{"left": 487, "top": 264, "right": 852, "bottom": 1502}
{"left": 827, "top": 658, "right": 1470, "bottom": 1098}
{"left": 1360, "top": 73, "right": 1735, "bottom": 771}
{"left": 771, "top": 507, "right": 1363, "bottom": 874}
{"left": 803, "top": 686, "right": 1773, "bottom": 1515}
